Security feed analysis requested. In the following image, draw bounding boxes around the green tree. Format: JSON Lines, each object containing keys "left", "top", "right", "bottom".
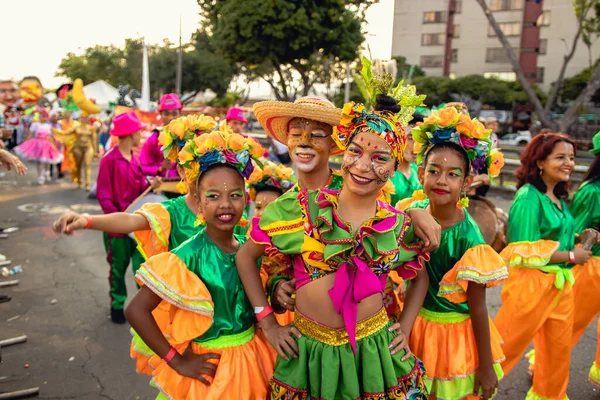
{"left": 198, "top": 0, "right": 376, "bottom": 101}
{"left": 559, "top": 61, "right": 600, "bottom": 104}
{"left": 56, "top": 44, "right": 129, "bottom": 87}
{"left": 392, "top": 56, "right": 425, "bottom": 84}
{"left": 411, "top": 76, "right": 453, "bottom": 106}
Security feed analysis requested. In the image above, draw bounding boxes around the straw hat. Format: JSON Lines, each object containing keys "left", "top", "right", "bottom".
{"left": 253, "top": 96, "right": 343, "bottom": 155}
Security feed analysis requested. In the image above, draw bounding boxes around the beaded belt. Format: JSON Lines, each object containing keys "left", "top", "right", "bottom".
{"left": 294, "top": 308, "right": 388, "bottom": 346}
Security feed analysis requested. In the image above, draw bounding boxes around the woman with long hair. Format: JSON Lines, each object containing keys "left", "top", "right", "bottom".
{"left": 494, "top": 133, "right": 591, "bottom": 400}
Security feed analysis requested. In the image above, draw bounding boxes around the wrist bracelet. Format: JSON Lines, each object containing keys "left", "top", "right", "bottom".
{"left": 81, "top": 213, "right": 93, "bottom": 229}
{"left": 568, "top": 251, "right": 575, "bottom": 264}
{"left": 162, "top": 346, "right": 177, "bottom": 363}
{"left": 255, "top": 306, "right": 274, "bottom": 322}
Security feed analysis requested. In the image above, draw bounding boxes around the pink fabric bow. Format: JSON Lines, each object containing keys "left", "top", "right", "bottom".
{"left": 328, "top": 256, "right": 387, "bottom": 354}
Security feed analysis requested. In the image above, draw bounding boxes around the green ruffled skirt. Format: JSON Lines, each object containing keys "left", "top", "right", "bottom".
{"left": 268, "top": 308, "right": 428, "bottom": 399}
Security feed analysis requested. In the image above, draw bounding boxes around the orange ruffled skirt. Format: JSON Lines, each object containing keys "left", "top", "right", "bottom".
{"left": 410, "top": 309, "right": 505, "bottom": 399}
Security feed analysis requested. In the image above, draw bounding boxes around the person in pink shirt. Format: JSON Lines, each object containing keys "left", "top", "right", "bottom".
{"left": 225, "top": 107, "right": 247, "bottom": 135}
{"left": 96, "top": 111, "right": 151, "bottom": 324}
{"left": 139, "top": 94, "right": 181, "bottom": 184}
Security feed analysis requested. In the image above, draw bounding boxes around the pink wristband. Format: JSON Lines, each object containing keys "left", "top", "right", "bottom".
{"left": 81, "top": 213, "right": 93, "bottom": 229}
{"left": 569, "top": 251, "right": 575, "bottom": 264}
{"left": 163, "top": 347, "right": 177, "bottom": 363}
{"left": 256, "top": 306, "right": 274, "bottom": 322}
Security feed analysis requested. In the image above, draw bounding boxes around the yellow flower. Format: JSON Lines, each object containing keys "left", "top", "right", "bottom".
{"left": 168, "top": 118, "right": 186, "bottom": 140}
{"left": 227, "top": 133, "right": 247, "bottom": 151}
{"left": 412, "top": 189, "right": 426, "bottom": 201}
{"left": 246, "top": 137, "right": 266, "bottom": 158}
{"left": 248, "top": 168, "right": 263, "bottom": 183}
{"left": 456, "top": 115, "right": 476, "bottom": 138}
{"left": 158, "top": 130, "right": 173, "bottom": 147}
{"left": 197, "top": 115, "right": 217, "bottom": 131}
{"left": 209, "top": 131, "right": 227, "bottom": 149}
{"left": 437, "top": 106, "right": 459, "bottom": 127}
{"left": 422, "top": 110, "right": 438, "bottom": 126}
{"left": 472, "top": 119, "right": 491, "bottom": 139}
{"left": 167, "top": 147, "right": 178, "bottom": 162}
{"left": 194, "top": 134, "right": 210, "bottom": 151}
{"left": 488, "top": 150, "right": 505, "bottom": 177}
{"left": 413, "top": 142, "right": 423, "bottom": 154}
{"left": 178, "top": 146, "right": 195, "bottom": 163}
{"left": 185, "top": 114, "right": 199, "bottom": 131}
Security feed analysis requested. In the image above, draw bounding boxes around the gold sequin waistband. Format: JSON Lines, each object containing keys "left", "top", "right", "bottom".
{"left": 294, "top": 308, "right": 388, "bottom": 346}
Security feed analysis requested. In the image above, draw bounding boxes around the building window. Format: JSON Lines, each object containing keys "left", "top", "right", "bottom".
{"left": 537, "top": 11, "right": 551, "bottom": 27}
{"left": 484, "top": 71, "right": 517, "bottom": 81}
{"left": 455, "top": 0, "right": 462, "bottom": 13}
{"left": 423, "top": 11, "right": 448, "bottom": 23}
{"left": 420, "top": 55, "right": 444, "bottom": 68}
{"left": 488, "top": 22, "right": 521, "bottom": 37}
{"left": 422, "top": 33, "right": 446, "bottom": 46}
{"left": 489, "top": 0, "right": 524, "bottom": 11}
{"left": 486, "top": 47, "right": 512, "bottom": 63}
{"left": 537, "top": 67, "right": 545, "bottom": 83}
{"left": 453, "top": 24, "right": 460, "bottom": 38}
{"left": 538, "top": 39, "right": 547, "bottom": 54}
{"left": 452, "top": 49, "right": 459, "bottom": 63}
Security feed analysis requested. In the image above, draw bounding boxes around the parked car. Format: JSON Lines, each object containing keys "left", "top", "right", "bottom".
{"left": 498, "top": 131, "right": 532, "bottom": 146}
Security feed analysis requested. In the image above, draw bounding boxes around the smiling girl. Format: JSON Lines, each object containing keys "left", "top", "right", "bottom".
{"left": 237, "top": 95, "right": 436, "bottom": 399}
{"left": 494, "top": 133, "right": 591, "bottom": 400}
{"left": 404, "top": 107, "right": 508, "bottom": 400}
{"left": 124, "top": 130, "right": 275, "bottom": 399}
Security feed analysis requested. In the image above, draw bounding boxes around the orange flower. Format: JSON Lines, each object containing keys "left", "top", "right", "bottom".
{"left": 413, "top": 141, "right": 423, "bottom": 154}
{"left": 168, "top": 118, "right": 186, "bottom": 139}
{"left": 178, "top": 146, "right": 195, "bottom": 163}
{"left": 185, "top": 115, "right": 199, "bottom": 131}
{"left": 456, "top": 116, "right": 476, "bottom": 138}
{"left": 422, "top": 111, "right": 438, "bottom": 126}
{"left": 208, "top": 131, "right": 227, "bottom": 148}
{"left": 227, "top": 133, "right": 247, "bottom": 151}
{"left": 488, "top": 150, "right": 505, "bottom": 177}
{"left": 437, "top": 106, "right": 459, "bottom": 127}
{"left": 472, "top": 119, "right": 491, "bottom": 139}
{"left": 246, "top": 137, "right": 266, "bottom": 158}
{"left": 194, "top": 134, "right": 210, "bottom": 151}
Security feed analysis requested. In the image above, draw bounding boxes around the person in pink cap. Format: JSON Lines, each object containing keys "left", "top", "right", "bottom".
{"left": 225, "top": 106, "right": 247, "bottom": 135}
{"left": 139, "top": 93, "right": 181, "bottom": 185}
{"left": 96, "top": 111, "right": 155, "bottom": 323}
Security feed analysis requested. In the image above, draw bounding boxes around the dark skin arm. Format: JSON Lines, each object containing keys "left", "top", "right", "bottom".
{"left": 125, "top": 286, "right": 220, "bottom": 384}
{"left": 398, "top": 267, "right": 428, "bottom": 335}
{"left": 236, "top": 240, "right": 301, "bottom": 360}
{"left": 467, "top": 283, "right": 498, "bottom": 400}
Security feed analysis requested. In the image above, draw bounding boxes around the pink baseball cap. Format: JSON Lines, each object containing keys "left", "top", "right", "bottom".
{"left": 158, "top": 93, "right": 182, "bottom": 111}
{"left": 110, "top": 111, "right": 145, "bottom": 137}
{"left": 225, "top": 107, "right": 248, "bottom": 123}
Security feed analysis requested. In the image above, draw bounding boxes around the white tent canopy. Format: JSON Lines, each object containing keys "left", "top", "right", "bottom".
{"left": 83, "top": 80, "right": 118, "bottom": 110}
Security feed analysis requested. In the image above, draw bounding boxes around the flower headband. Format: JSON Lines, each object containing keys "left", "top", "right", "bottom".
{"left": 159, "top": 114, "right": 218, "bottom": 162}
{"left": 177, "top": 128, "right": 266, "bottom": 185}
{"left": 246, "top": 160, "right": 297, "bottom": 201}
{"left": 411, "top": 106, "right": 504, "bottom": 177}
{"left": 333, "top": 102, "right": 407, "bottom": 165}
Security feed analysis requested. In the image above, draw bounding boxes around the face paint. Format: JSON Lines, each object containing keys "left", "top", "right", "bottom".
{"left": 287, "top": 118, "right": 333, "bottom": 173}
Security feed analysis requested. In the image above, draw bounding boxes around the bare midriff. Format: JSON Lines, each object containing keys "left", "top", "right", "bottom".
{"left": 295, "top": 272, "right": 383, "bottom": 329}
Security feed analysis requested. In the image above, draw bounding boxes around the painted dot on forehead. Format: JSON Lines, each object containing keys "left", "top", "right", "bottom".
{"left": 360, "top": 137, "right": 363, "bottom": 141}
{"left": 374, "top": 146, "right": 378, "bottom": 149}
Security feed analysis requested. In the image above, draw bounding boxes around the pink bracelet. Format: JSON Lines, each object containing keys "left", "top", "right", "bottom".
{"left": 163, "top": 347, "right": 177, "bottom": 363}
{"left": 569, "top": 251, "right": 575, "bottom": 264}
{"left": 81, "top": 213, "right": 93, "bottom": 229}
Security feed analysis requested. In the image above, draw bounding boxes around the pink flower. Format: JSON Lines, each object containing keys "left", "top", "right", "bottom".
{"left": 459, "top": 135, "right": 478, "bottom": 150}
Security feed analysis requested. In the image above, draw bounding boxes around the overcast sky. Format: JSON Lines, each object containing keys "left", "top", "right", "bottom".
{"left": 0, "top": 0, "right": 394, "bottom": 88}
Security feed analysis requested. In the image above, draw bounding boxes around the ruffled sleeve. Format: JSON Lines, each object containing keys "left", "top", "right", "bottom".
{"left": 135, "top": 252, "right": 214, "bottom": 344}
{"left": 438, "top": 244, "right": 508, "bottom": 303}
{"left": 499, "top": 240, "right": 559, "bottom": 268}
{"left": 133, "top": 202, "right": 171, "bottom": 260}
{"left": 250, "top": 191, "right": 305, "bottom": 256}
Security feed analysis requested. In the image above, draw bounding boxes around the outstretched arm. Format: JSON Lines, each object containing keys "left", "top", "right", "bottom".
{"left": 52, "top": 210, "right": 149, "bottom": 235}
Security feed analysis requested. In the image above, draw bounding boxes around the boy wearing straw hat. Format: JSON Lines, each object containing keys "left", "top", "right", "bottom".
{"left": 253, "top": 96, "right": 440, "bottom": 317}
{"left": 96, "top": 111, "right": 153, "bottom": 323}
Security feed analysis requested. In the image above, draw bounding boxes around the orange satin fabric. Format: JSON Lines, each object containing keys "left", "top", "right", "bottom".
{"left": 149, "top": 331, "right": 276, "bottom": 400}
{"left": 571, "top": 257, "right": 600, "bottom": 346}
{"left": 494, "top": 267, "right": 573, "bottom": 399}
{"left": 410, "top": 314, "right": 504, "bottom": 380}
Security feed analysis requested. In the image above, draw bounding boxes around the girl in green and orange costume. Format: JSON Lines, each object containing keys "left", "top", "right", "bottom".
{"left": 124, "top": 129, "right": 275, "bottom": 400}
{"left": 494, "top": 133, "right": 592, "bottom": 400}
{"left": 566, "top": 131, "right": 600, "bottom": 387}
{"left": 404, "top": 105, "right": 507, "bottom": 400}
{"left": 237, "top": 94, "right": 437, "bottom": 399}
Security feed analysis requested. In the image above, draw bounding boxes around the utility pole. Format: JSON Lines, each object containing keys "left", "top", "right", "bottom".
{"left": 344, "top": 64, "right": 351, "bottom": 103}
{"left": 176, "top": 15, "right": 183, "bottom": 96}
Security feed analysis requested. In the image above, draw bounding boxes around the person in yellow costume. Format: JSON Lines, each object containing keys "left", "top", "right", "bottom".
{"left": 53, "top": 111, "right": 99, "bottom": 190}
{"left": 58, "top": 111, "right": 78, "bottom": 179}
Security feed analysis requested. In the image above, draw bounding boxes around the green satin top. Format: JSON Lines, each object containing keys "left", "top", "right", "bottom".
{"left": 170, "top": 231, "right": 256, "bottom": 342}
{"left": 390, "top": 163, "right": 422, "bottom": 206}
{"left": 162, "top": 195, "right": 201, "bottom": 250}
{"left": 570, "top": 180, "right": 600, "bottom": 256}
{"left": 508, "top": 184, "right": 575, "bottom": 268}
{"left": 413, "top": 202, "right": 486, "bottom": 314}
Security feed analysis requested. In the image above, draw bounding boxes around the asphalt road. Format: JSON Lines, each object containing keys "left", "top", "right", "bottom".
{"left": 0, "top": 161, "right": 598, "bottom": 400}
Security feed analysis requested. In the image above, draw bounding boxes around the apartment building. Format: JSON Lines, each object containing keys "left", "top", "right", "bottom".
{"left": 391, "top": 0, "right": 600, "bottom": 90}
